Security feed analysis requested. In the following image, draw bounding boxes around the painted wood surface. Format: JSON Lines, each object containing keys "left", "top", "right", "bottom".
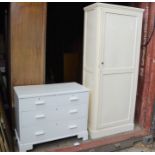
{"left": 83, "top": 3, "right": 143, "bottom": 139}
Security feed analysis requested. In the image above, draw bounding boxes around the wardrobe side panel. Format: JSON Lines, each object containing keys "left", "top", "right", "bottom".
{"left": 83, "top": 9, "right": 99, "bottom": 130}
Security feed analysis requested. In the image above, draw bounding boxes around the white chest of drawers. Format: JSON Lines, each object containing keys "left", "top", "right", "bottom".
{"left": 14, "top": 82, "right": 89, "bottom": 152}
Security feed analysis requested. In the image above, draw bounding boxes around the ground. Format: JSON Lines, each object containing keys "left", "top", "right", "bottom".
{"left": 28, "top": 137, "right": 155, "bottom": 152}
{"left": 119, "top": 141, "right": 155, "bottom": 152}
{"left": 14, "top": 128, "right": 155, "bottom": 152}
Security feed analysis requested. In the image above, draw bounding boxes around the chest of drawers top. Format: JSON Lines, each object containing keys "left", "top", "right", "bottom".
{"left": 14, "top": 82, "right": 89, "bottom": 99}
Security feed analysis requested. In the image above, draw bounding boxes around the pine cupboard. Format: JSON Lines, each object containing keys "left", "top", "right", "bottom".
{"left": 83, "top": 3, "right": 144, "bottom": 139}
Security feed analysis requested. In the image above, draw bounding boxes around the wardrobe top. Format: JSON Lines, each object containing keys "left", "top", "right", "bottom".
{"left": 84, "top": 3, "right": 144, "bottom": 13}
{"left": 14, "top": 82, "right": 89, "bottom": 99}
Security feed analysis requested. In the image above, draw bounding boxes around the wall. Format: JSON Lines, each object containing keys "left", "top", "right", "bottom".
{"left": 134, "top": 2, "right": 155, "bottom": 130}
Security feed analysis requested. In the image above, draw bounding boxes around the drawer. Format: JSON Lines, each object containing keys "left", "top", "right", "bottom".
{"left": 19, "top": 92, "right": 89, "bottom": 112}
{"left": 20, "top": 118, "right": 87, "bottom": 143}
{"left": 20, "top": 103, "right": 88, "bottom": 127}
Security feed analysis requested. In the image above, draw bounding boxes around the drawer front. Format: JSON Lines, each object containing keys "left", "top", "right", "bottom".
{"left": 19, "top": 92, "right": 88, "bottom": 112}
{"left": 20, "top": 103, "right": 88, "bottom": 127}
{"left": 20, "top": 118, "right": 87, "bottom": 143}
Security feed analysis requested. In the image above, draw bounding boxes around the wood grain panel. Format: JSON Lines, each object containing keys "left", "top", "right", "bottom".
{"left": 10, "top": 3, "right": 46, "bottom": 87}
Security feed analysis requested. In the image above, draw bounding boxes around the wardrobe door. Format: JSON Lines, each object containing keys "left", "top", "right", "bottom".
{"left": 97, "top": 8, "right": 143, "bottom": 132}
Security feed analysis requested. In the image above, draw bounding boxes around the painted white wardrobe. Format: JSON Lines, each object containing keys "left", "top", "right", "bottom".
{"left": 83, "top": 3, "right": 144, "bottom": 139}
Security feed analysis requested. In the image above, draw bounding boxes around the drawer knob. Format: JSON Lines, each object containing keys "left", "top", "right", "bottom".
{"left": 35, "top": 114, "right": 45, "bottom": 119}
{"left": 35, "top": 101, "right": 45, "bottom": 105}
{"left": 35, "top": 130, "right": 45, "bottom": 136}
{"left": 69, "top": 109, "right": 78, "bottom": 114}
{"left": 69, "top": 97, "right": 79, "bottom": 102}
{"left": 69, "top": 125, "right": 78, "bottom": 129}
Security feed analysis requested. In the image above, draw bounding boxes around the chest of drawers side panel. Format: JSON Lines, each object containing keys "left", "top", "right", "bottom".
{"left": 14, "top": 92, "right": 20, "bottom": 139}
